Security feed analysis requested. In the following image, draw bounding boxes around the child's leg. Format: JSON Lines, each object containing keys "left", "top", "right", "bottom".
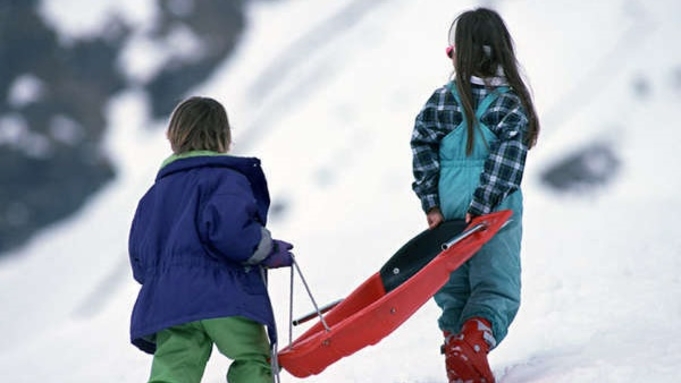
{"left": 149, "top": 322, "right": 212, "bottom": 383}
{"left": 434, "top": 263, "right": 471, "bottom": 334}
{"left": 461, "top": 223, "right": 522, "bottom": 347}
{"left": 202, "top": 316, "right": 272, "bottom": 383}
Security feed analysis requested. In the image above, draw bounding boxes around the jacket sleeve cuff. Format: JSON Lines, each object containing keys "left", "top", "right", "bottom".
{"left": 468, "top": 199, "right": 491, "bottom": 217}
{"left": 421, "top": 194, "right": 439, "bottom": 213}
{"left": 245, "top": 227, "right": 272, "bottom": 264}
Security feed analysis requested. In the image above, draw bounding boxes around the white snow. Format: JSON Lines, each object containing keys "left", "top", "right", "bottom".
{"left": 2, "top": 0, "right": 680, "bottom": 382}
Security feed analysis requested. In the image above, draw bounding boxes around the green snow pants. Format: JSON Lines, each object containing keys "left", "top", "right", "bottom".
{"left": 148, "top": 316, "right": 272, "bottom": 383}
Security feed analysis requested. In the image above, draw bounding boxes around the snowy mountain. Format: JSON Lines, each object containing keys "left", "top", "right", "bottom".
{"left": 1, "top": 0, "right": 680, "bottom": 382}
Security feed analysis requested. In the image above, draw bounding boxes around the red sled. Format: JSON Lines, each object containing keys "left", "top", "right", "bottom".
{"left": 277, "top": 209, "right": 513, "bottom": 378}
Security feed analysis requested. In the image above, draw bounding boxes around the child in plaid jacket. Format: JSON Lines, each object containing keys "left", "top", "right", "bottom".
{"left": 410, "top": 7, "right": 540, "bottom": 383}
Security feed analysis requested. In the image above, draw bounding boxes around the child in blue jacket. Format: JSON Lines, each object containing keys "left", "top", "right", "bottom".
{"left": 128, "top": 96, "right": 293, "bottom": 383}
{"left": 410, "top": 8, "right": 540, "bottom": 383}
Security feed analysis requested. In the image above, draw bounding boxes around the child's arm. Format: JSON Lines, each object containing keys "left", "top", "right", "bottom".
{"left": 469, "top": 95, "right": 529, "bottom": 216}
{"left": 411, "top": 88, "right": 454, "bottom": 213}
{"left": 128, "top": 201, "right": 148, "bottom": 284}
{"left": 199, "top": 185, "right": 273, "bottom": 265}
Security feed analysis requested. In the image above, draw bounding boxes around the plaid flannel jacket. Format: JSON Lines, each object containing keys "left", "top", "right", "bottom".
{"left": 411, "top": 82, "right": 529, "bottom": 216}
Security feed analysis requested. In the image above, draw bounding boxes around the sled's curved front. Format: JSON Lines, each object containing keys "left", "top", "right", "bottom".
{"left": 277, "top": 210, "right": 512, "bottom": 378}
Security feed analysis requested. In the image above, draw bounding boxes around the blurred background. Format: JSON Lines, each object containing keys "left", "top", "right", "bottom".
{"left": 2, "top": 0, "right": 656, "bottom": 256}
{"left": 0, "top": 0, "right": 248, "bottom": 254}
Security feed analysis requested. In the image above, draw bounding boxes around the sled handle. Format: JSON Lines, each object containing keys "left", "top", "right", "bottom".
{"left": 441, "top": 222, "right": 487, "bottom": 250}
{"left": 292, "top": 299, "right": 343, "bottom": 326}
{"left": 291, "top": 257, "right": 333, "bottom": 333}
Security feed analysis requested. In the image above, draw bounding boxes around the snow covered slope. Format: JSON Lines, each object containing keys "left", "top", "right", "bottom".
{"left": 1, "top": 0, "right": 680, "bottom": 382}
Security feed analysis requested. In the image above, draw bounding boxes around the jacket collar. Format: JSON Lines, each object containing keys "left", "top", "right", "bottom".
{"left": 156, "top": 152, "right": 271, "bottom": 223}
{"left": 157, "top": 151, "right": 262, "bottom": 181}
{"left": 160, "top": 150, "right": 222, "bottom": 169}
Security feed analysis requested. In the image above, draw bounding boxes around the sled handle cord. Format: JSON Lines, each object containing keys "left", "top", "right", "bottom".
{"left": 292, "top": 257, "right": 333, "bottom": 333}
{"left": 288, "top": 262, "right": 295, "bottom": 345}
{"left": 441, "top": 222, "right": 487, "bottom": 250}
{"left": 271, "top": 342, "right": 281, "bottom": 383}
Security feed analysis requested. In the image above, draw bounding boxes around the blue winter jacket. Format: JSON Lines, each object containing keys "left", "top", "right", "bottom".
{"left": 128, "top": 153, "right": 277, "bottom": 354}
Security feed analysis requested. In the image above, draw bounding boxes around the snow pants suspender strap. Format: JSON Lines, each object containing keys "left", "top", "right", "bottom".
{"left": 475, "top": 86, "right": 510, "bottom": 117}
{"left": 447, "top": 83, "right": 511, "bottom": 119}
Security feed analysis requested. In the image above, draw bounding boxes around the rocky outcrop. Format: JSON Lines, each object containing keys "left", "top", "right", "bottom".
{"left": 0, "top": 0, "right": 252, "bottom": 254}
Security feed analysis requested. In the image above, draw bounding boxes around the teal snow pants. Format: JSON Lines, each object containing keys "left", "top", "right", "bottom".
{"left": 434, "top": 85, "right": 522, "bottom": 348}
{"left": 434, "top": 196, "right": 522, "bottom": 347}
{"left": 148, "top": 316, "right": 272, "bottom": 383}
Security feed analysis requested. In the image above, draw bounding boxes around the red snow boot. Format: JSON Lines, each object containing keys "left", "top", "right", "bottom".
{"left": 441, "top": 318, "right": 496, "bottom": 383}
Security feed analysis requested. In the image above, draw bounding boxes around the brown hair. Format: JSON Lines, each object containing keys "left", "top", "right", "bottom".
{"left": 166, "top": 96, "right": 231, "bottom": 154}
{"left": 450, "top": 7, "right": 540, "bottom": 154}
